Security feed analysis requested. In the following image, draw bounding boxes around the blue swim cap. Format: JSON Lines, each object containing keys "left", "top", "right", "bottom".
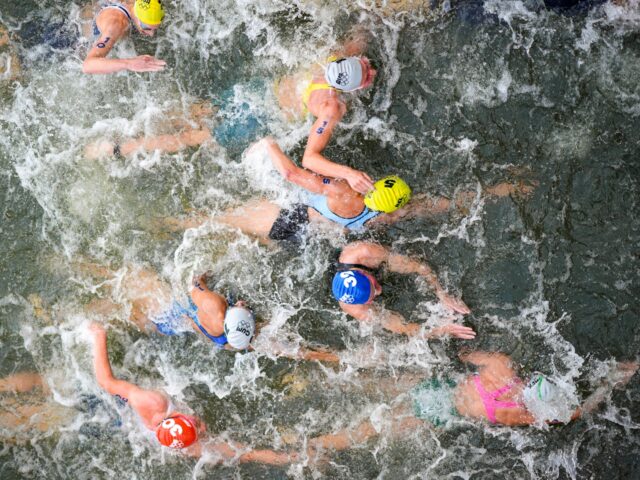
{"left": 332, "top": 270, "right": 372, "bottom": 304}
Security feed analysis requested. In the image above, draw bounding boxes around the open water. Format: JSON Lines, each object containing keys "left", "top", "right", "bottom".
{"left": 0, "top": 0, "right": 639, "bottom": 479}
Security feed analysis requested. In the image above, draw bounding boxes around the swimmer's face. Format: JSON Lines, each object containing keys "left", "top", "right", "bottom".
{"left": 359, "top": 57, "right": 377, "bottom": 90}
{"left": 136, "top": 19, "right": 161, "bottom": 36}
{"left": 357, "top": 269, "right": 382, "bottom": 303}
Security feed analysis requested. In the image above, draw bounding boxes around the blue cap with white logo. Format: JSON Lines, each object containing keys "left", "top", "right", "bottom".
{"left": 331, "top": 270, "right": 372, "bottom": 305}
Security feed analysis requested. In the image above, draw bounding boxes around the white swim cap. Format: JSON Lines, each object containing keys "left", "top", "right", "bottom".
{"left": 224, "top": 307, "right": 255, "bottom": 350}
{"left": 325, "top": 57, "right": 363, "bottom": 92}
{"left": 523, "top": 374, "right": 557, "bottom": 403}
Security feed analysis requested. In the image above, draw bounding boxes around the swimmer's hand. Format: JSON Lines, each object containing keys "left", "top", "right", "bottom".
{"left": 437, "top": 291, "right": 471, "bottom": 315}
{"left": 126, "top": 55, "right": 166, "bottom": 72}
{"left": 429, "top": 324, "right": 476, "bottom": 340}
{"left": 345, "top": 168, "right": 374, "bottom": 194}
{"left": 87, "top": 321, "right": 107, "bottom": 340}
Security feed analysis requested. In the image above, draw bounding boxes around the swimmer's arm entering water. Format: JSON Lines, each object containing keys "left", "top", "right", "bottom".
{"left": 261, "top": 137, "right": 352, "bottom": 197}
{"left": 302, "top": 108, "right": 374, "bottom": 194}
{"left": 341, "top": 242, "right": 471, "bottom": 315}
{"left": 83, "top": 9, "right": 166, "bottom": 74}
{"left": 339, "top": 303, "right": 474, "bottom": 339}
{"left": 89, "top": 323, "right": 169, "bottom": 429}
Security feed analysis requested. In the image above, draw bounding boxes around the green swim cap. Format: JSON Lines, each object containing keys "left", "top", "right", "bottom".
{"left": 363, "top": 175, "right": 412, "bottom": 213}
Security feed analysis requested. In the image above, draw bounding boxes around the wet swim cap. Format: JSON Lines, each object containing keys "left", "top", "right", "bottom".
{"left": 134, "top": 0, "right": 165, "bottom": 26}
{"left": 224, "top": 307, "right": 255, "bottom": 350}
{"left": 156, "top": 414, "right": 197, "bottom": 449}
{"left": 364, "top": 176, "right": 412, "bottom": 213}
{"left": 523, "top": 374, "right": 558, "bottom": 403}
{"left": 332, "top": 270, "right": 372, "bottom": 305}
{"left": 325, "top": 57, "right": 363, "bottom": 92}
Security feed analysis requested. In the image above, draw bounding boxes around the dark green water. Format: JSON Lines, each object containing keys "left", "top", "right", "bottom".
{"left": 0, "top": 0, "right": 639, "bottom": 478}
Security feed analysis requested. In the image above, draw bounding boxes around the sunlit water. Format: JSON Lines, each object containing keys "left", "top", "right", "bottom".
{"left": 0, "top": 0, "right": 639, "bottom": 478}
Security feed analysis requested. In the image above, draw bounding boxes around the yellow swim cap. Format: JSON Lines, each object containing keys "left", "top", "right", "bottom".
{"left": 134, "top": 0, "right": 165, "bottom": 26}
{"left": 364, "top": 176, "right": 412, "bottom": 213}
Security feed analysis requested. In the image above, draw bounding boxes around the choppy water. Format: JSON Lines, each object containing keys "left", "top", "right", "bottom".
{"left": 0, "top": 0, "right": 639, "bottom": 478}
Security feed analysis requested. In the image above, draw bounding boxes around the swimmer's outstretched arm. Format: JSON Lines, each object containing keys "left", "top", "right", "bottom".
{"left": 261, "top": 137, "right": 355, "bottom": 198}
{"left": 302, "top": 108, "right": 374, "bottom": 194}
{"left": 89, "top": 323, "right": 169, "bottom": 429}
{"left": 340, "top": 242, "right": 471, "bottom": 315}
{"left": 340, "top": 302, "right": 474, "bottom": 339}
{"left": 83, "top": 11, "right": 166, "bottom": 74}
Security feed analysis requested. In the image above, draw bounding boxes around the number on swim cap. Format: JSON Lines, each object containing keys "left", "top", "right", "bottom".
{"left": 339, "top": 271, "right": 357, "bottom": 288}
{"left": 161, "top": 418, "right": 184, "bottom": 437}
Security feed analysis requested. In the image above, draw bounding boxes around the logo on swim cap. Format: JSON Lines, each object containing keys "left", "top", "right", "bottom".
{"left": 339, "top": 293, "right": 355, "bottom": 304}
{"left": 364, "top": 175, "right": 412, "bottom": 213}
{"left": 156, "top": 414, "right": 198, "bottom": 449}
{"left": 135, "top": 0, "right": 165, "bottom": 25}
{"left": 332, "top": 270, "right": 372, "bottom": 305}
{"left": 236, "top": 319, "right": 252, "bottom": 337}
{"left": 335, "top": 73, "right": 349, "bottom": 87}
{"left": 325, "top": 57, "right": 364, "bottom": 92}
{"left": 224, "top": 307, "right": 255, "bottom": 350}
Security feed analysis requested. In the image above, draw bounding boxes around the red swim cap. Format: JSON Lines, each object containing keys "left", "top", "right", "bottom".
{"left": 156, "top": 414, "right": 198, "bottom": 449}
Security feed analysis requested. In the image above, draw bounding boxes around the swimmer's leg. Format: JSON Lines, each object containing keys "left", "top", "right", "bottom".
{"left": 84, "top": 128, "right": 213, "bottom": 160}
{"left": 148, "top": 210, "right": 211, "bottom": 234}
{"left": 150, "top": 199, "right": 280, "bottom": 244}
{"left": 76, "top": 261, "right": 171, "bottom": 331}
{"left": 307, "top": 420, "right": 378, "bottom": 453}
{"left": 306, "top": 407, "right": 422, "bottom": 457}
{"left": 0, "top": 372, "right": 47, "bottom": 394}
{"left": 216, "top": 199, "right": 282, "bottom": 241}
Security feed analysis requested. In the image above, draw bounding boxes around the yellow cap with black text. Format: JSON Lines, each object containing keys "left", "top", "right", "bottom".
{"left": 135, "top": 0, "right": 165, "bottom": 26}
{"left": 364, "top": 175, "right": 412, "bottom": 213}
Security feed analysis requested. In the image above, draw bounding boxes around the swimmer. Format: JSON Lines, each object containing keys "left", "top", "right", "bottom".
{"left": 84, "top": 31, "right": 376, "bottom": 166}
{"left": 80, "top": 262, "right": 338, "bottom": 362}
{"left": 330, "top": 241, "right": 474, "bottom": 338}
{"left": 159, "top": 137, "right": 534, "bottom": 243}
{"left": 83, "top": 0, "right": 166, "bottom": 74}
{"left": 87, "top": 322, "right": 295, "bottom": 462}
{"left": 0, "top": 23, "right": 22, "bottom": 82}
{"left": 299, "top": 55, "right": 377, "bottom": 193}
{"left": 275, "top": 32, "right": 377, "bottom": 193}
{"left": 304, "top": 352, "right": 639, "bottom": 456}
{"left": 0, "top": 371, "right": 70, "bottom": 441}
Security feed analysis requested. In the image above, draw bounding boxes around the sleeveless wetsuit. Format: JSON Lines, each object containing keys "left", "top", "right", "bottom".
{"left": 473, "top": 376, "right": 523, "bottom": 424}
{"left": 301, "top": 78, "right": 335, "bottom": 114}
{"left": 307, "top": 194, "right": 380, "bottom": 231}
{"left": 152, "top": 298, "right": 228, "bottom": 347}
{"left": 93, "top": 3, "right": 134, "bottom": 37}
{"left": 268, "top": 204, "right": 309, "bottom": 244}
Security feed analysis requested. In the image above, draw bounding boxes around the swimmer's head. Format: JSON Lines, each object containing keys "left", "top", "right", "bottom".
{"left": 523, "top": 374, "right": 558, "bottom": 404}
{"left": 325, "top": 57, "right": 376, "bottom": 92}
{"left": 364, "top": 175, "right": 412, "bottom": 213}
{"left": 332, "top": 269, "right": 380, "bottom": 305}
{"left": 134, "top": 0, "right": 165, "bottom": 35}
{"left": 156, "top": 414, "right": 198, "bottom": 449}
{"left": 224, "top": 306, "right": 255, "bottom": 350}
